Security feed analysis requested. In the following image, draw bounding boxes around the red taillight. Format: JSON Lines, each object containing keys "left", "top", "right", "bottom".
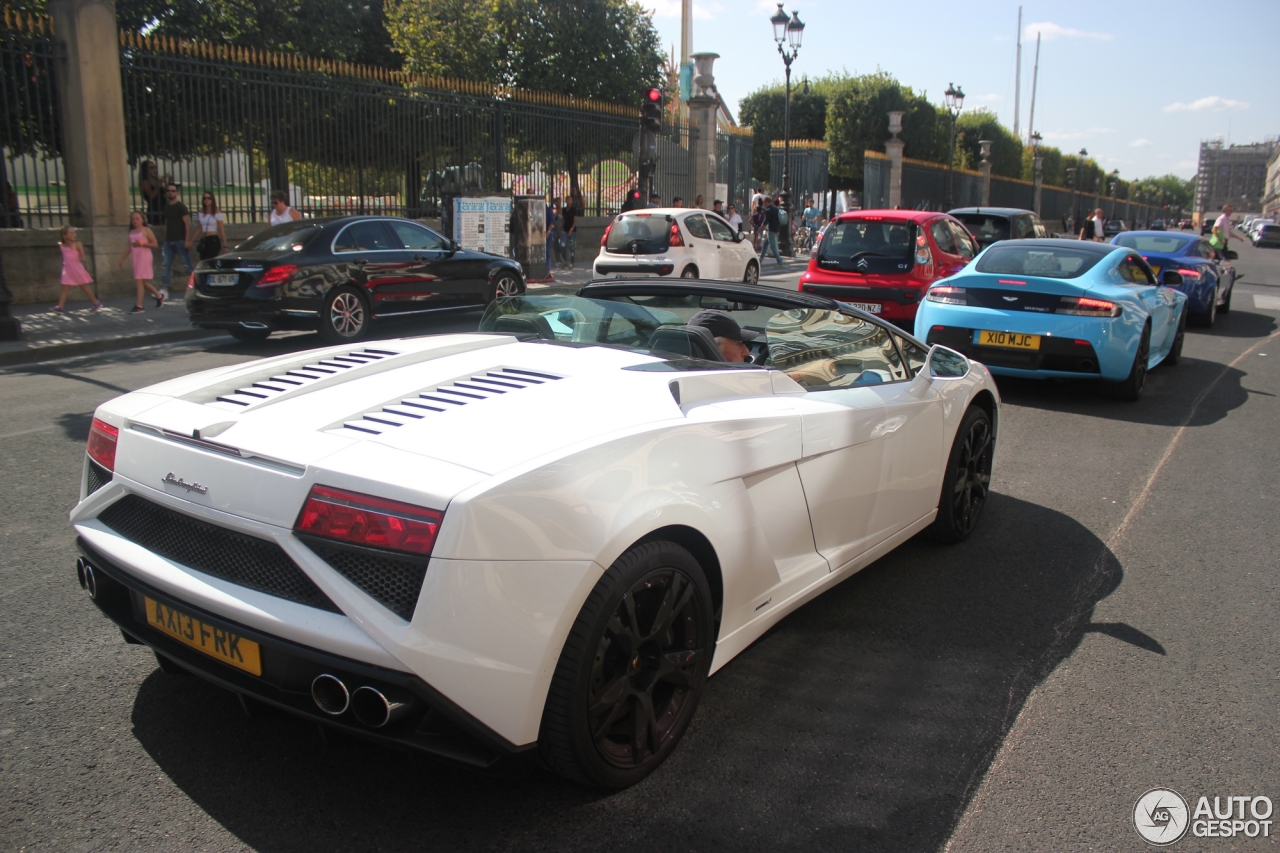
{"left": 601, "top": 221, "right": 613, "bottom": 247}
{"left": 295, "top": 485, "right": 442, "bottom": 556}
{"left": 1176, "top": 267, "right": 1201, "bottom": 279}
{"left": 1057, "top": 296, "right": 1121, "bottom": 318}
{"left": 914, "top": 232, "right": 931, "bottom": 266}
{"left": 668, "top": 222, "right": 684, "bottom": 247}
{"left": 255, "top": 264, "right": 299, "bottom": 288}
{"left": 87, "top": 417, "right": 118, "bottom": 471}
{"left": 997, "top": 279, "right": 1027, "bottom": 286}
{"left": 187, "top": 272, "right": 196, "bottom": 290}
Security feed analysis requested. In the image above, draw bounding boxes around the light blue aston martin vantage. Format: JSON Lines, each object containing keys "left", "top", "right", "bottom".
{"left": 913, "top": 238, "right": 1188, "bottom": 401}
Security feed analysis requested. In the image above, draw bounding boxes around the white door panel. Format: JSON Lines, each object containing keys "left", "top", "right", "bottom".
{"left": 743, "top": 463, "right": 829, "bottom": 587}
{"left": 682, "top": 214, "right": 720, "bottom": 278}
{"left": 867, "top": 382, "right": 945, "bottom": 539}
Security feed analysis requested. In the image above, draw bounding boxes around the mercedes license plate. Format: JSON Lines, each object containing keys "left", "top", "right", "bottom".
{"left": 207, "top": 273, "right": 239, "bottom": 286}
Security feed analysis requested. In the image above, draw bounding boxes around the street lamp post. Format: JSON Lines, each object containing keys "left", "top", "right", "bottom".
{"left": 1030, "top": 130, "right": 1043, "bottom": 216}
{"left": 770, "top": 2, "right": 805, "bottom": 256}
{"left": 944, "top": 82, "right": 965, "bottom": 209}
{"left": 1066, "top": 166, "right": 1078, "bottom": 233}
{"left": 1109, "top": 173, "right": 1118, "bottom": 220}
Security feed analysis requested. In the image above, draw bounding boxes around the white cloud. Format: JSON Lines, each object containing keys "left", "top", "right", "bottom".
{"left": 1042, "top": 128, "right": 1112, "bottom": 141}
{"left": 637, "top": 0, "right": 680, "bottom": 17}
{"left": 1024, "top": 21, "right": 1113, "bottom": 41}
{"left": 974, "top": 93, "right": 1002, "bottom": 102}
{"left": 1175, "top": 160, "right": 1197, "bottom": 170}
{"left": 1162, "top": 96, "right": 1250, "bottom": 113}
{"left": 1129, "top": 138, "right": 1153, "bottom": 148}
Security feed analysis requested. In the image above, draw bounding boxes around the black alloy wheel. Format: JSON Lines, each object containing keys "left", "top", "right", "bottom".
{"left": 928, "top": 406, "right": 995, "bottom": 543}
{"left": 229, "top": 327, "right": 271, "bottom": 343}
{"left": 318, "top": 285, "right": 369, "bottom": 344}
{"left": 1192, "top": 285, "right": 1217, "bottom": 327}
{"left": 488, "top": 271, "right": 522, "bottom": 303}
{"left": 743, "top": 259, "right": 759, "bottom": 284}
{"left": 1101, "top": 324, "right": 1150, "bottom": 401}
{"left": 680, "top": 265, "right": 698, "bottom": 279}
{"left": 1164, "top": 308, "right": 1186, "bottom": 365}
{"left": 540, "top": 541, "right": 714, "bottom": 788}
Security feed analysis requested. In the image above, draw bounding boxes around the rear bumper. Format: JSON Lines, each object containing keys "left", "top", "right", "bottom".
{"left": 75, "top": 537, "right": 532, "bottom": 770}
{"left": 187, "top": 294, "right": 319, "bottom": 332}
{"left": 798, "top": 282, "right": 923, "bottom": 320}
{"left": 924, "top": 325, "right": 1103, "bottom": 376}
{"left": 593, "top": 259, "right": 677, "bottom": 276}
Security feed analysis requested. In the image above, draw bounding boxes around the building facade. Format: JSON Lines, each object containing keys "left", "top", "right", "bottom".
{"left": 1194, "top": 139, "right": 1275, "bottom": 216}
{"left": 1262, "top": 147, "right": 1280, "bottom": 220}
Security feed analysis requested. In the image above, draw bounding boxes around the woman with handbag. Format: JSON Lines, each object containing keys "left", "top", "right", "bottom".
{"left": 196, "top": 191, "right": 227, "bottom": 261}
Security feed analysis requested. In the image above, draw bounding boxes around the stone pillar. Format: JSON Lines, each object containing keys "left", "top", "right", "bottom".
{"left": 50, "top": 0, "right": 130, "bottom": 229}
{"left": 687, "top": 53, "right": 720, "bottom": 211}
{"left": 979, "top": 140, "right": 992, "bottom": 206}
{"left": 886, "top": 111, "right": 904, "bottom": 209}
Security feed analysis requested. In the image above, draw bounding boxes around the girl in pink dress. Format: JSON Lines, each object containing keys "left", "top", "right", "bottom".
{"left": 118, "top": 211, "right": 162, "bottom": 312}
{"left": 55, "top": 226, "right": 101, "bottom": 313}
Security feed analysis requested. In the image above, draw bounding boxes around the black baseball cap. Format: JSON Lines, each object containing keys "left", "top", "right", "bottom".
{"left": 689, "top": 309, "right": 758, "bottom": 342}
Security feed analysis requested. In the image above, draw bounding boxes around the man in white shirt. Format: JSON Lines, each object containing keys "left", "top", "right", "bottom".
{"left": 1212, "top": 204, "right": 1240, "bottom": 254}
{"left": 726, "top": 204, "right": 743, "bottom": 232}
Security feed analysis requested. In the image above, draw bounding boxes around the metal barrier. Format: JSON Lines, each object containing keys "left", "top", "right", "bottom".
{"left": 1, "top": 15, "right": 66, "bottom": 229}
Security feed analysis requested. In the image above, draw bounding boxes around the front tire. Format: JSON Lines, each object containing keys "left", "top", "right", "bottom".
{"left": 1164, "top": 308, "right": 1186, "bottom": 366}
{"left": 487, "top": 270, "right": 522, "bottom": 303}
{"left": 539, "top": 541, "right": 714, "bottom": 788}
{"left": 927, "top": 406, "right": 995, "bottom": 544}
{"left": 318, "top": 285, "right": 370, "bottom": 344}
{"left": 1100, "top": 323, "right": 1150, "bottom": 401}
{"left": 680, "top": 265, "right": 698, "bottom": 279}
{"left": 743, "top": 259, "right": 759, "bottom": 284}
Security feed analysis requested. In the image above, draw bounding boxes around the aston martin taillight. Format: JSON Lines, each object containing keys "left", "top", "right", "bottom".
{"left": 254, "top": 264, "right": 299, "bottom": 288}
{"left": 295, "top": 485, "right": 442, "bottom": 556}
{"left": 668, "top": 222, "right": 685, "bottom": 247}
{"left": 87, "top": 417, "right": 118, "bottom": 471}
{"left": 925, "top": 285, "right": 967, "bottom": 305}
{"left": 1057, "top": 296, "right": 1122, "bottom": 318}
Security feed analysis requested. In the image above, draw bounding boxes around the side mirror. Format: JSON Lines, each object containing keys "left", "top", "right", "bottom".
{"left": 1225, "top": 249, "right": 1238, "bottom": 260}
{"left": 927, "top": 343, "right": 971, "bottom": 379}
{"left": 1161, "top": 269, "right": 1184, "bottom": 286}
{"left": 447, "top": 239, "right": 460, "bottom": 253}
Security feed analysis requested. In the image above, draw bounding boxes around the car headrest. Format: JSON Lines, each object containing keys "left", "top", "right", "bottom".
{"left": 648, "top": 324, "right": 724, "bottom": 361}
{"left": 491, "top": 313, "right": 556, "bottom": 340}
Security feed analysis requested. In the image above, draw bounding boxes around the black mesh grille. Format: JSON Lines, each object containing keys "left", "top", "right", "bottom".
{"left": 299, "top": 537, "right": 427, "bottom": 620}
{"left": 85, "top": 459, "right": 111, "bottom": 495}
{"left": 98, "top": 495, "right": 341, "bottom": 613}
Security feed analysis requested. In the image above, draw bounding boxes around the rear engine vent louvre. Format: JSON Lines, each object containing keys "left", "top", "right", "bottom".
{"left": 341, "top": 367, "right": 562, "bottom": 436}
{"left": 85, "top": 459, "right": 111, "bottom": 495}
{"left": 98, "top": 495, "right": 342, "bottom": 613}
{"left": 297, "top": 536, "right": 428, "bottom": 620}
{"left": 209, "top": 348, "right": 399, "bottom": 411}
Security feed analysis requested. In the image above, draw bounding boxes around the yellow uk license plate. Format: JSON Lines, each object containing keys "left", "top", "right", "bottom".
{"left": 975, "top": 330, "right": 1041, "bottom": 350}
{"left": 144, "top": 596, "right": 262, "bottom": 676}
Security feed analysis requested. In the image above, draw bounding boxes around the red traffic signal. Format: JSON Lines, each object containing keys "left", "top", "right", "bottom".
{"left": 645, "top": 88, "right": 662, "bottom": 102}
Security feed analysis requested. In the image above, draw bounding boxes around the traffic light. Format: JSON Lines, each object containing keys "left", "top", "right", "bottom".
{"left": 641, "top": 87, "right": 663, "bottom": 134}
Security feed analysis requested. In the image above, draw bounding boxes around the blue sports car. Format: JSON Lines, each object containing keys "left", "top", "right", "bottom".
{"left": 915, "top": 239, "right": 1188, "bottom": 401}
{"left": 1111, "top": 230, "right": 1236, "bottom": 326}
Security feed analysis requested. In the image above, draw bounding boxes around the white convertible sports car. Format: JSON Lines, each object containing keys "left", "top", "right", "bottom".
{"left": 71, "top": 280, "right": 999, "bottom": 787}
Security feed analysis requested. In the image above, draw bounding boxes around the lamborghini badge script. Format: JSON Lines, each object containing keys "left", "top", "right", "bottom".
{"left": 162, "top": 473, "right": 208, "bottom": 495}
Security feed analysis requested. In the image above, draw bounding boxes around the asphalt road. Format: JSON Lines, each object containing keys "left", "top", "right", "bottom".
{"left": 2, "top": 238, "right": 1277, "bottom": 852}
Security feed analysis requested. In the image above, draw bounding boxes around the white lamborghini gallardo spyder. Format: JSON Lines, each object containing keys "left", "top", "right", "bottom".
{"left": 71, "top": 279, "right": 999, "bottom": 788}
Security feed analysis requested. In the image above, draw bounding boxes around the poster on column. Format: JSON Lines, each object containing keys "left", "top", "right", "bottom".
{"left": 452, "top": 198, "right": 486, "bottom": 251}
{"left": 484, "top": 198, "right": 512, "bottom": 256}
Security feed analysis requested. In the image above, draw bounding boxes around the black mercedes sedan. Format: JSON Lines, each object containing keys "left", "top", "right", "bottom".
{"left": 186, "top": 216, "right": 526, "bottom": 343}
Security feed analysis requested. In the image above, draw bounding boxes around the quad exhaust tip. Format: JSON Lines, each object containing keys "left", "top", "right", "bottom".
{"left": 76, "top": 557, "right": 97, "bottom": 599}
{"left": 350, "top": 686, "right": 413, "bottom": 729}
{"left": 311, "top": 674, "right": 350, "bottom": 716}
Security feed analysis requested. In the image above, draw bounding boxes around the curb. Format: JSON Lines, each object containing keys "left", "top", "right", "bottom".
{"left": 0, "top": 327, "right": 221, "bottom": 368}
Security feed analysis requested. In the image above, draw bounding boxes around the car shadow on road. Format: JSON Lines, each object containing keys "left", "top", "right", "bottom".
{"left": 1188, "top": 307, "right": 1277, "bottom": 339}
{"left": 128, "top": 492, "right": 1122, "bottom": 853}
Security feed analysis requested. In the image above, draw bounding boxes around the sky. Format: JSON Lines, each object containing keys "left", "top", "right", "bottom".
{"left": 636, "top": 0, "right": 1279, "bottom": 181}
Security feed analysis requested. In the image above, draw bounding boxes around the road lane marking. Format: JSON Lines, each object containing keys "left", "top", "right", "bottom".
{"left": 1253, "top": 295, "right": 1280, "bottom": 310}
{"left": 0, "top": 425, "right": 55, "bottom": 440}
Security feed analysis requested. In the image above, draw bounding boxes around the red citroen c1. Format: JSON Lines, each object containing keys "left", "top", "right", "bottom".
{"left": 798, "top": 210, "right": 979, "bottom": 324}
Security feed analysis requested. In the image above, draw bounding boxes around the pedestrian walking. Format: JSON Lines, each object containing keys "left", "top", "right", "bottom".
{"left": 54, "top": 225, "right": 101, "bottom": 313}
{"left": 544, "top": 197, "right": 557, "bottom": 269}
{"left": 727, "top": 204, "right": 743, "bottom": 233}
{"left": 138, "top": 161, "right": 164, "bottom": 225}
{"left": 1079, "top": 207, "right": 1105, "bottom": 242}
{"left": 196, "top": 191, "right": 228, "bottom": 261}
{"left": 750, "top": 199, "right": 765, "bottom": 251}
{"left": 550, "top": 200, "right": 567, "bottom": 268}
{"left": 1211, "top": 204, "right": 1240, "bottom": 256}
{"left": 563, "top": 191, "right": 582, "bottom": 268}
{"left": 672, "top": 196, "right": 685, "bottom": 208}
{"left": 159, "top": 182, "right": 194, "bottom": 301}
{"left": 3, "top": 178, "right": 21, "bottom": 228}
{"left": 118, "top": 211, "right": 163, "bottom": 312}
{"left": 693, "top": 195, "right": 705, "bottom": 210}
{"left": 648, "top": 192, "right": 662, "bottom": 208}
{"left": 713, "top": 199, "right": 725, "bottom": 217}
{"left": 759, "top": 196, "right": 782, "bottom": 265}
{"left": 268, "top": 190, "right": 302, "bottom": 225}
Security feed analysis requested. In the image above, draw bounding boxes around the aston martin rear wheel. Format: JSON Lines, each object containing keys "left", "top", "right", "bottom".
{"left": 1100, "top": 324, "right": 1150, "bottom": 401}
{"left": 927, "top": 405, "right": 994, "bottom": 544}
{"left": 1219, "top": 281, "right": 1232, "bottom": 313}
{"left": 539, "top": 541, "right": 714, "bottom": 788}
{"left": 1191, "top": 286, "right": 1217, "bottom": 327}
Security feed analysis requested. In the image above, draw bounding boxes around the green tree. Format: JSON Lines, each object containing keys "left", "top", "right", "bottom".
{"left": 737, "top": 88, "right": 828, "bottom": 186}
{"left": 955, "top": 110, "right": 1022, "bottom": 178}
{"left": 823, "top": 72, "right": 943, "bottom": 190}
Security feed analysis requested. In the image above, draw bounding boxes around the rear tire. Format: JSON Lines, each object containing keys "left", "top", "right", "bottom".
{"left": 743, "top": 260, "right": 759, "bottom": 284}
{"left": 318, "top": 285, "right": 369, "bottom": 344}
{"left": 680, "top": 265, "right": 698, "bottom": 279}
{"left": 1219, "top": 280, "right": 1232, "bottom": 313}
{"left": 539, "top": 541, "right": 714, "bottom": 788}
{"left": 1191, "top": 286, "right": 1217, "bottom": 327}
{"left": 487, "top": 271, "right": 522, "bottom": 303}
{"left": 927, "top": 406, "right": 995, "bottom": 544}
{"left": 229, "top": 327, "right": 271, "bottom": 343}
{"left": 1100, "top": 324, "right": 1149, "bottom": 401}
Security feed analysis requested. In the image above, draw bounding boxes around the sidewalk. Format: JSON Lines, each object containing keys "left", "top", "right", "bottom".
{"left": 0, "top": 294, "right": 215, "bottom": 367}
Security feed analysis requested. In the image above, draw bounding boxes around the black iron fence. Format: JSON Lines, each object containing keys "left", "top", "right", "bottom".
{"left": 863, "top": 152, "right": 1167, "bottom": 234}
{"left": 1, "top": 12, "right": 65, "bottom": 229}
{"left": 769, "top": 140, "right": 829, "bottom": 205}
{"left": 2, "top": 16, "right": 751, "bottom": 232}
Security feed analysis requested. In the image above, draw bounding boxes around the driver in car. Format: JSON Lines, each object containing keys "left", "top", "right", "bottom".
{"left": 688, "top": 309, "right": 758, "bottom": 362}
